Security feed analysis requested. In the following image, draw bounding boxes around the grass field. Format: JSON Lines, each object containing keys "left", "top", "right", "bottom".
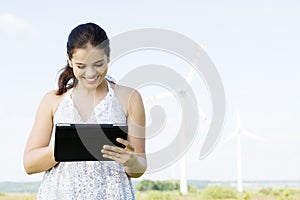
{"left": 1, "top": 187, "right": 300, "bottom": 200}
{"left": 0, "top": 193, "right": 36, "bottom": 200}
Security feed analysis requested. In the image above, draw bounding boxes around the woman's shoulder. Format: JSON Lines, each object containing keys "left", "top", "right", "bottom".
{"left": 40, "top": 89, "right": 70, "bottom": 113}
{"left": 113, "top": 84, "right": 144, "bottom": 108}
{"left": 113, "top": 84, "right": 142, "bottom": 99}
{"left": 42, "top": 89, "right": 68, "bottom": 101}
{"left": 109, "top": 83, "right": 144, "bottom": 116}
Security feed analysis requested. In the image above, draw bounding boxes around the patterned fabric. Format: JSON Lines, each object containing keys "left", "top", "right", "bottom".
{"left": 37, "top": 76, "right": 135, "bottom": 200}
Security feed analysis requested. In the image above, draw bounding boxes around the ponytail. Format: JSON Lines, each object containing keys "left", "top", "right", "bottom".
{"left": 56, "top": 64, "right": 76, "bottom": 95}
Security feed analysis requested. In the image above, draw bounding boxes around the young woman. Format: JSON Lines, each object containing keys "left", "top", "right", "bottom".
{"left": 23, "top": 22, "right": 146, "bottom": 199}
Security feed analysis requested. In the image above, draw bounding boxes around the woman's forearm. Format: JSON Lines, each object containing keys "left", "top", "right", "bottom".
{"left": 23, "top": 146, "right": 58, "bottom": 175}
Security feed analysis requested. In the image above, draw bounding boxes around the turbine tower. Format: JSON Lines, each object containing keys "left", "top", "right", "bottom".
{"left": 144, "top": 67, "right": 210, "bottom": 195}
{"left": 223, "top": 109, "right": 269, "bottom": 193}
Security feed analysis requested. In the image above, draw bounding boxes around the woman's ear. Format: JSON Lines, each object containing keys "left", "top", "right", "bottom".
{"left": 66, "top": 54, "right": 72, "bottom": 68}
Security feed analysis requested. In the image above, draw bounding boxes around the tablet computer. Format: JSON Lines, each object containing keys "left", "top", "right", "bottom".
{"left": 54, "top": 123, "right": 128, "bottom": 162}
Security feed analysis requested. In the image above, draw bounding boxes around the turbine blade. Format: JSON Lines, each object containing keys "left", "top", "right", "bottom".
{"left": 186, "top": 67, "right": 196, "bottom": 84}
{"left": 221, "top": 129, "right": 239, "bottom": 144}
{"left": 180, "top": 67, "right": 196, "bottom": 91}
{"left": 241, "top": 129, "right": 270, "bottom": 144}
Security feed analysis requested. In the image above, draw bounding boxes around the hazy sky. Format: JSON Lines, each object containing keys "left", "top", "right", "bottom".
{"left": 0, "top": 0, "right": 299, "bottom": 182}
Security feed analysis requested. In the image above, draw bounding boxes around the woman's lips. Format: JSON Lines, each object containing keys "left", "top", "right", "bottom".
{"left": 84, "top": 75, "right": 100, "bottom": 84}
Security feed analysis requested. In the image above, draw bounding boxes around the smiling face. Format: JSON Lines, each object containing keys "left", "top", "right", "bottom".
{"left": 68, "top": 43, "right": 109, "bottom": 90}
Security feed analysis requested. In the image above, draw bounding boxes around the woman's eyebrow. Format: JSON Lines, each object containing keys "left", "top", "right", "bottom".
{"left": 74, "top": 59, "right": 104, "bottom": 65}
{"left": 74, "top": 61, "right": 85, "bottom": 65}
{"left": 94, "top": 59, "right": 104, "bottom": 63}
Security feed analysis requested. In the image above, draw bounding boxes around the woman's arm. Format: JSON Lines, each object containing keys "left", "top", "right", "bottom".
{"left": 23, "top": 91, "right": 59, "bottom": 174}
{"left": 125, "top": 90, "right": 146, "bottom": 177}
{"left": 101, "top": 88, "right": 147, "bottom": 178}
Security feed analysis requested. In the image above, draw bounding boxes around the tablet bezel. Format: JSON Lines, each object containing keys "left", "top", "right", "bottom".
{"left": 54, "top": 123, "right": 128, "bottom": 162}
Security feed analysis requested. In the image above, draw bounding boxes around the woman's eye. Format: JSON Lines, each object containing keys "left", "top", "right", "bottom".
{"left": 95, "top": 63, "right": 103, "bottom": 67}
{"left": 77, "top": 65, "right": 85, "bottom": 69}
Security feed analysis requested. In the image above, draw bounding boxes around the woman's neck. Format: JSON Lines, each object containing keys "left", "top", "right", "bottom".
{"left": 74, "top": 80, "right": 108, "bottom": 96}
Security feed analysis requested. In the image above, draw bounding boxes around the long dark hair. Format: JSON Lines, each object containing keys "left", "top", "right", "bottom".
{"left": 56, "top": 22, "right": 110, "bottom": 95}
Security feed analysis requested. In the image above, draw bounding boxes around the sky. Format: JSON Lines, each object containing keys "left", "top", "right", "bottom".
{"left": 0, "top": 0, "right": 299, "bottom": 182}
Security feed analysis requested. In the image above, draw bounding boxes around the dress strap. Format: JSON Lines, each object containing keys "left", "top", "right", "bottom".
{"left": 105, "top": 74, "right": 116, "bottom": 83}
{"left": 106, "top": 77, "right": 116, "bottom": 97}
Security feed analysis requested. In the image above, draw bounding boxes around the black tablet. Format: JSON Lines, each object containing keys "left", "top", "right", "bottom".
{"left": 54, "top": 123, "right": 128, "bottom": 162}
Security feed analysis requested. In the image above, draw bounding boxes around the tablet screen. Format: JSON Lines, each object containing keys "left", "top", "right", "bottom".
{"left": 54, "top": 123, "right": 128, "bottom": 162}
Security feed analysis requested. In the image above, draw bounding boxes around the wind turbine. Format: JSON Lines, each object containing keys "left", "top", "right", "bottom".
{"left": 144, "top": 67, "right": 210, "bottom": 194}
{"left": 222, "top": 109, "right": 269, "bottom": 193}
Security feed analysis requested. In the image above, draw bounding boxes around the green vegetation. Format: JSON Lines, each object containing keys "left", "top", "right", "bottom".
{"left": 136, "top": 180, "right": 180, "bottom": 191}
{"left": 1, "top": 181, "right": 300, "bottom": 200}
{"left": 134, "top": 180, "right": 300, "bottom": 200}
{"left": 0, "top": 193, "right": 36, "bottom": 200}
{"left": 258, "top": 187, "right": 273, "bottom": 195}
{"left": 200, "top": 186, "right": 237, "bottom": 199}
{"left": 256, "top": 187, "right": 300, "bottom": 200}
{"left": 136, "top": 190, "right": 181, "bottom": 200}
{"left": 136, "top": 188, "right": 300, "bottom": 200}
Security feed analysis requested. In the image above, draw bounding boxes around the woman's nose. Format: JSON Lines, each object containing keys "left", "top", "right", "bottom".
{"left": 85, "top": 67, "right": 97, "bottom": 77}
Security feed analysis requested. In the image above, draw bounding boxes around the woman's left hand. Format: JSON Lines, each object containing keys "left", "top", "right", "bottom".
{"left": 101, "top": 138, "right": 138, "bottom": 168}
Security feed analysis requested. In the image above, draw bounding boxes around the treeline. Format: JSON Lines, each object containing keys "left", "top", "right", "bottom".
{"left": 135, "top": 180, "right": 180, "bottom": 191}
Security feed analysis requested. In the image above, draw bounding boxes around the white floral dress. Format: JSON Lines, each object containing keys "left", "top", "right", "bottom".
{"left": 37, "top": 76, "right": 135, "bottom": 200}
